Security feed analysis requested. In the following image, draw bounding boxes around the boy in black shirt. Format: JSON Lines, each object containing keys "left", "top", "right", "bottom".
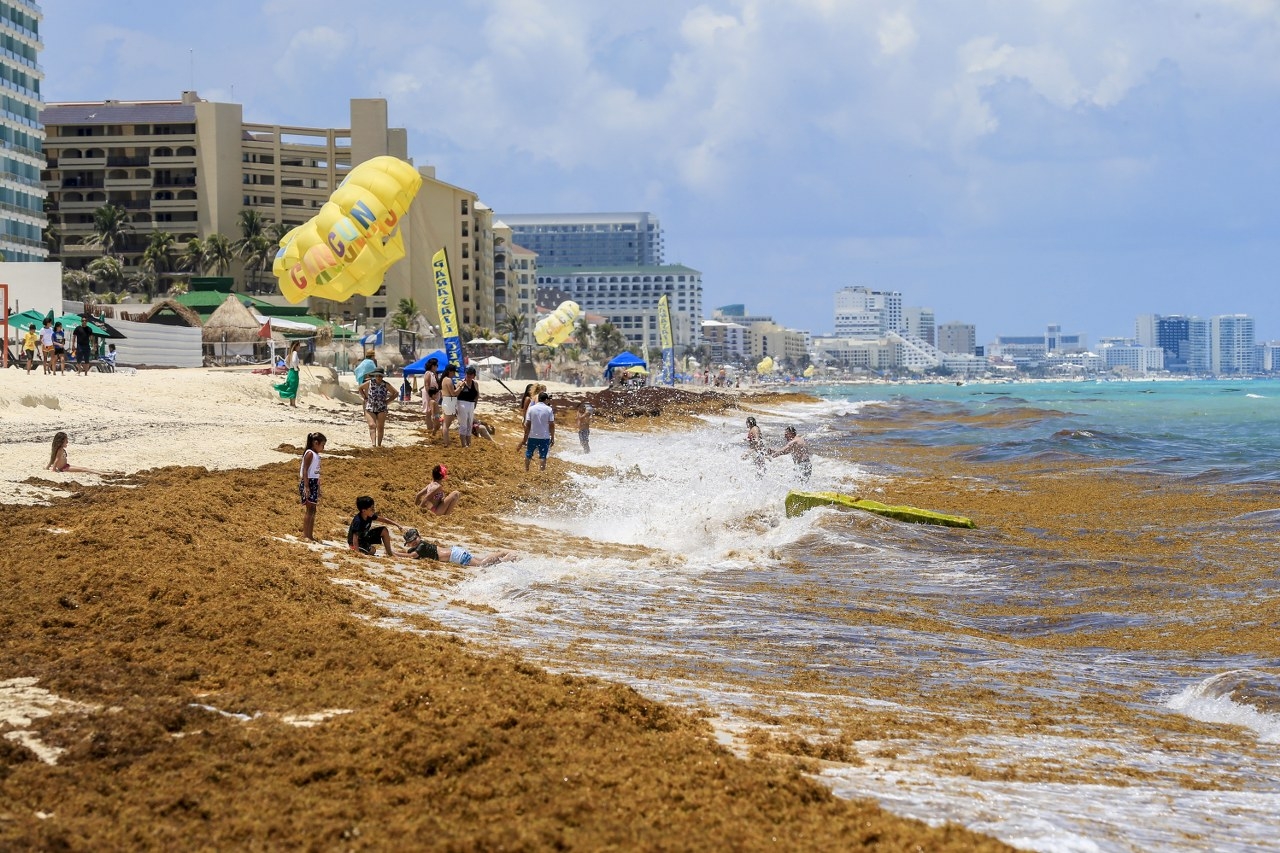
{"left": 347, "top": 495, "right": 407, "bottom": 555}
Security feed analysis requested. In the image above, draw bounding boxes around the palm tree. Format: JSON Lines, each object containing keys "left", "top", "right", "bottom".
{"left": 234, "top": 210, "right": 274, "bottom": 292}
{"left": 44, "top": 220, "right": 62, "bottom": 255}
{"left": 143, "top": 231, "right": 176, "bottom": 290}
{"left": 129, "top": 256, "right": 159, "bottom": 300}
{"left": 87, "top": 204, "right": 133, "bottom": 257}
{"left": 501, "top": 313, "right": 527, "bottom": 349}
{"left": 391, "top": 298, "right": 420, "bottom": 330}
{"left": 87, "top": 255, "right": 126, "bottom": 294}
{"left": 593, "top": 322, "right": 628, "bottom": 360}
{"left": 61, "top": 268, "right": 95, "bottom": 301}
{"left": 204, "top": 234, "right": 235, "bottom": 276}
{"left": 178, "top": 237, "right": 209, "bottom": 276}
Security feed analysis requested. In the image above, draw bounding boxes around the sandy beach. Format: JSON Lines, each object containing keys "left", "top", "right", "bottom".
{"left": 0, "top": 367, "right": 1008, "bottom": 850}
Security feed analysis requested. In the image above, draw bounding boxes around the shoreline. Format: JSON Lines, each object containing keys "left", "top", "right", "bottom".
{"left": 0, "top": 370, "right": 1010, "bottom": 850}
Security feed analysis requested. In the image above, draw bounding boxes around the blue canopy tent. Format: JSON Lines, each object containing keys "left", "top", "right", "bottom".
{"left": 604, "top": 351, "right": 646, "bottom": 380}
{"left": 402, "top": 349, "right": 449, "bottom": 375}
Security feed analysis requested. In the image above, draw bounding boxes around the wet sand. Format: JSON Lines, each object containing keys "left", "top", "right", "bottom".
{"left": 0, "top": 374, "right": 1007, "bottom": 851}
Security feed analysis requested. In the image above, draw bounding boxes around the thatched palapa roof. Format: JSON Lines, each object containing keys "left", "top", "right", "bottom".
{"left": 202, "top": 295, "right": 281, "bottom": 344}
{"left": 136, "top": 299, "right": 203, "bottom": 328}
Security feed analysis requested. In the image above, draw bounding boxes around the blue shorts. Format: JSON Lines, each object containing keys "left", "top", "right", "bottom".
{"left": 525, "top": 437, "right": 551, "bottom": 460}
{"left": 299, "top": 478, "right": 320, "bottom": 505}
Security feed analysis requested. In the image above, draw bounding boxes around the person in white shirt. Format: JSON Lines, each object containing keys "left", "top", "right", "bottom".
{"left": 521, "top": 392, "right": 556, "bottom": 471}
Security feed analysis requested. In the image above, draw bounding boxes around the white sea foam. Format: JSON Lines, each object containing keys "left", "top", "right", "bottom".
{"left": 1166, "top": 670, "right": 1280, "bottom": 743}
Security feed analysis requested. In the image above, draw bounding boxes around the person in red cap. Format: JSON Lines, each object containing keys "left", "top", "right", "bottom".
{"left": 414, "top": 463, "right": 461, "bottom": 515}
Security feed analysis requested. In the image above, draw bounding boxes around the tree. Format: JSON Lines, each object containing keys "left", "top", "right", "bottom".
{"left": 62, "top": 269, "right": 95, "bottom": 301}
{"left": 178, "top": 237, "right": 209, "bottom": 276}
{"left": 130, "top": 256, "right": 159, "bottom": 300}
{"left": 235, "top": 210, "right": 275, "bottom": 292}
{"left": 143, "top": 230, "right": 176, "bottom": 292}
{"left": 592, "top": 322, "right": 628, "bottom": 360}
{"left": 204, "top": 234, "right": 235, "bottom": 277}
{"left": 391, "top": 298, "right": 420, "bottom": 331}
{"left": 501, "top": 314, "right": 527, "bottom": 351}
{"left": 87, "top": 204, "right": 133, "bottom": 257}
{"left": 87, "top": 255, "right": 126, "bottom": 294}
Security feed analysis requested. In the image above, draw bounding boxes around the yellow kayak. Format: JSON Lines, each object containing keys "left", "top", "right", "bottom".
{"left": 785, "top": 491, "right": 976, "bottom": 529}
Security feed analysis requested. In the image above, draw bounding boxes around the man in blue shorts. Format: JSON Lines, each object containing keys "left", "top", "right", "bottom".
{"left": 521, "top": 391, "right": 555, "bottom": 472}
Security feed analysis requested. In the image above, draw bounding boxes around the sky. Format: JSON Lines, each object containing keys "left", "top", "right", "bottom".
{"left": 40, "top": 0, "right": 1280, "bottom": 342}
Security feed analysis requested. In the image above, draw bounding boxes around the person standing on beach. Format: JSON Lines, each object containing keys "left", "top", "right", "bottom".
{"left": 353, "top": 351, "right": 378, "bottom": 386}
{"left": 359, "top": 367, "right": 396, "bottom": 447}
{"left": 298, "top": 432, "right": 325, "bottom": 541}
{"left": 744, "top": 416, "right": 766, "bottom": 474}
{"left": 21, "top": 324, "right": 38, "bottom": 374}
{"left": 414, "top": 463, "right": 461, "bottom": 515}
{"left": 39, "top": 318, "right": 54, "bottom": 375}
{"left": 72, "top": 318, "right": 93, "bottom": 377}
{"left": 275, "top": 341, "right": 302, "bottom": 407}
{"left": 522, "top": 391, "right": 555, "bottom": 472}
{"left": 576, "top": 403, "right": 592, "bottom": 453}
{"left": 439, "top": 364, "right": 459, "bottom": 447}
{"left": 769, "top": 425, "right": 812, "bottom": 482}
{"left": 51, "top": 322, "right": 67, "bottom": 375}
{"left": 420, "top": 357, "right": 441, "bottom": 438}
{"left": 455, "top": 366, "right": 479, "bottom": 447}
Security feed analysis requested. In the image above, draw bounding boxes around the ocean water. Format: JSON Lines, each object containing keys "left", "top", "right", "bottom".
{"left": 354, "top": 379, "right": 1280, "bottom": 852}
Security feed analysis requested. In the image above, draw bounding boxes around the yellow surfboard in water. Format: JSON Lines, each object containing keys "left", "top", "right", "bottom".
{"left": 785, "top": 491, "right": 976, "bottom": 529}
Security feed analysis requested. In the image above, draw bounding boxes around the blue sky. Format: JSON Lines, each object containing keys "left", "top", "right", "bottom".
{"left": 41, "top": 1, "right": 1280, "bottom": 343}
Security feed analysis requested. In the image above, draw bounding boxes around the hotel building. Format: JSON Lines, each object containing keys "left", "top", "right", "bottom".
{"left": 502, "top": 212, "right": 663, "bottom": 268}
{"left": 41, "top": 93, "right": 494, "bottom": 328}
{"left": 536, "top": 264, "right": 702, "bottom": 351}
{"left": 0, "top": 0, "right": 46, "bottom": 262}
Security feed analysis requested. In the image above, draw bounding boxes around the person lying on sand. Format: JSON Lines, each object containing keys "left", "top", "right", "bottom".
{"left": 391, "top": 528, "right": 518, "bottom": 568}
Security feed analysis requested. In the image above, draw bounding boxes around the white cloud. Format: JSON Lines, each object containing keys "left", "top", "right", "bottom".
{"left": 877, "top": 11, "right": 918, "bottom": 56}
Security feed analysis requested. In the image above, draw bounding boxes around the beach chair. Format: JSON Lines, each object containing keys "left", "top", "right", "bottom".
{"left": 95, "top": 358, "right": 115, "bottom": 373}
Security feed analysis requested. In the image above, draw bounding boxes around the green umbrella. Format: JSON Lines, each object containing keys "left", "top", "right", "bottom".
{"left": 56, "top": 314, "right": 108, "bottom": 337}
{"left": 6, "top": 309, "right": 46, "bottom": 330}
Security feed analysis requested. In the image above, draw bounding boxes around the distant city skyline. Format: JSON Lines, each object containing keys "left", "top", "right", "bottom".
{"left": 39, "top": 1, "right": 1280, "bottom": 341}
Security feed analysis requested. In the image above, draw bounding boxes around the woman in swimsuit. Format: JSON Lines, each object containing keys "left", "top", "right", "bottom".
{"left": 359, "top": 368, "right": 397, "bottom": 447}
{"left": 46, "top": 432, "right": 110, "bottom": 476}
{"left": 414, "top": 463, "right": 461, "bottom": 515}
{"left": 439, "top": 364, "right": 459, "bottom": 446}
{"left": 419, "top": 357, "right": 441, "bottom": 436}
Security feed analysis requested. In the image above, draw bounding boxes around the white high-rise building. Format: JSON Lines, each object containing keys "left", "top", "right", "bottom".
{"left": 1211, "top": 314, "right": 1257, "bottom": 375}
{"left": 903, "top": 306, "right": 935, "bottom": 345}
{"left": 834, "top": 286, "right": 902, "bottom": 337}
{"left": 0, "top": 0, "right": 46, "bottom": 262}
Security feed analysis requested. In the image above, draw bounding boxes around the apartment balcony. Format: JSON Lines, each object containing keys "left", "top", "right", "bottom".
{"left": 59, "top": 154, "right": 107, "bottom": 168}
{"left": 150, "top": 153, "right": 197, "bottom": 168}
{"left": 107, "top": 155, "right": 150, "bottom": 167}
{"left": 153, "top": 177, "right": 197, "bottom": 188}
{"left": 62, "top": 243, "right": 100, "bottom": 255}
{"left": 151, "top": 196, "right": 197, "bottom": 211}
{"left": 105, "top": 174, "right": 153, "bottom": 191}
{"left": 58, "top": 197, "right": 105, "bottom": 212}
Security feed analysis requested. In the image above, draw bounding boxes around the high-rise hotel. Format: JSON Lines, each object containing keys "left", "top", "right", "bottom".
{"left": 0, "top": 0, "right": 46, "bottom": 262}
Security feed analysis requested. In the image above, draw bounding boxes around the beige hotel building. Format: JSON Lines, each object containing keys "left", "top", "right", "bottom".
{"left": 40, "top": 92, "right": 509, "bottom": 329}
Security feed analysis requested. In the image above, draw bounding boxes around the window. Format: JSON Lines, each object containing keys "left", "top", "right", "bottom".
{"left": 460, "top": 199, "right": 469, "bottom": 215}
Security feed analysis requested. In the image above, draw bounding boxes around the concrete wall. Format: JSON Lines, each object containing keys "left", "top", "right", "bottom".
{"left": 0, "top": 262, "right": 62, "bottom": 317}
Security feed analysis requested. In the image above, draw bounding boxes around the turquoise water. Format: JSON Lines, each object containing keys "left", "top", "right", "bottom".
{"left": 809, "top": 378, "right": 1280, "bottom": 482}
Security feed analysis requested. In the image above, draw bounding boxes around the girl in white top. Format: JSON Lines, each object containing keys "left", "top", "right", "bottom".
{"left": 298, "top": 432, "right": 326, "bottom": 540}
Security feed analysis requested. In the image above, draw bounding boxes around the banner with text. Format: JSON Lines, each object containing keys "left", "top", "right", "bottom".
{"left": 431, "top": 248, "right": 466, "bottom": 373}
{"left": 658, "top": 295, "right": 675, "bottom": 386}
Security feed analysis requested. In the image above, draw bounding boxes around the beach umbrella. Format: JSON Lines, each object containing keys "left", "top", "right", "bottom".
{"left": 56, "top": 314, "right": 108, "bottom": 337}
{"left": 483, "top": 337, "right": 505, "bottom": 345}
{"left": 466, "top": 337, "right": 490, "bottom": 345}
{"left": 473, "top": 355, "right": 510, "bottom": 366}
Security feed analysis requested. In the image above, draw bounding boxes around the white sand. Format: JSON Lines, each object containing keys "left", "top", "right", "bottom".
{"left": 0, "top": 364, "right": 614, "bottom": 506}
